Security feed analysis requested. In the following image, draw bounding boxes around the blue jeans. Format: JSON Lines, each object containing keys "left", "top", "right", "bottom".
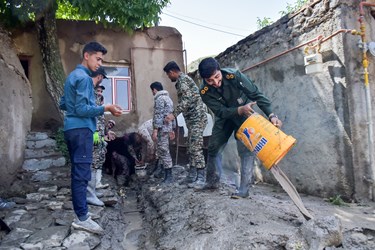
{"left": 64, "top": 128, "right": 93, "bottom": 221}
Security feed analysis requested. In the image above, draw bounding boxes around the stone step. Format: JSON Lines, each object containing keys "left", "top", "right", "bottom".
{"left": 26, "top": 138, "right": 57, "bottom": 150}
{"left": 24, "top": 148, "right": 63, "bottom": 159}
{"left": 22, "top": 156, "right": 66, "bottom": 172}
{"left": 26, "top": 132, "right": 50, "bottom": 141}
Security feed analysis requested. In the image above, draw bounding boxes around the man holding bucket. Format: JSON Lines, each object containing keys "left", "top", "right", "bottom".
{"left": 197, "top": 57, "right": 282, "bottom": 198}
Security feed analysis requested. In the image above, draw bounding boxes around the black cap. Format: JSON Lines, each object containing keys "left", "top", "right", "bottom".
{"left": 93, "top": 67, "right": 108, "bottom": 79}
{"left": 96, "top": 85, "right": 105, "bottom": 90}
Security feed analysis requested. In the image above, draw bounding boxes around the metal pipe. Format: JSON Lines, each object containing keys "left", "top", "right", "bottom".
{"left": 359, "top": 1, "right": 375, "bottom": 200}
{"left": 242, "top": 29, "right": 359, "bottom": 72}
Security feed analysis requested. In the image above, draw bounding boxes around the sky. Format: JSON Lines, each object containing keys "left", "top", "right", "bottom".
{"left": 159, "top": 0, "right": 294, "bottom": 64}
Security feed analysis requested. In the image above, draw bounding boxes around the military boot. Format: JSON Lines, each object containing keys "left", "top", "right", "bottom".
{"left": 153, "top": 162, "right": 164, "bottom": 179}
{"left": 231, "top": 155, "right": 255, "bottom": 199}
{"left": 194, "top": 156, "right": 219, "bottom": 190}
{"left": 162, "top": 168, "right": 173, "bottom": 184}
{"left": 188, "top": 168, "right": 206, "bottom": 189}
{"left": 179, "top": 166, "right": 197, "bottom": 185}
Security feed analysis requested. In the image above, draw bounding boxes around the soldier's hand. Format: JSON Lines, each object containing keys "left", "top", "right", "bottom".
{"left": 165, "top": 113, "right": 175, "bottom": 122}
{"left": 152, "top": 129, "right": 158, "bottom": 141}
{"left": 270, "top": 116, "right": 282, "bottom": 128}
{"left": 169, "top": 131, "right": 175, "bottom": 140}
{"left": 238, "top": 102, "right": 257, "bottom": 117}
{"left": 93, "top": 131, "right": 100, "bottom": 145}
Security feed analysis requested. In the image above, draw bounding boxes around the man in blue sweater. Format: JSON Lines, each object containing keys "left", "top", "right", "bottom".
{"left": 60, "top": 41, "right": 122, "bottom": 234}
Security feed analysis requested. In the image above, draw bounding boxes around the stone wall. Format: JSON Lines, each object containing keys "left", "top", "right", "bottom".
{"left": 0, "top": 27, "right": 32, "bottom": 191}
{"left": 210, "top": 0, "right": 375, "bottom": 200}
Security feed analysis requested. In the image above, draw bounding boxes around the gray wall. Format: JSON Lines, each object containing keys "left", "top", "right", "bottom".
{"left": 212, "top": 0, "right": 375, "bottom": 200}
{"left": 0, "top": 27, "right": 32, "bottom": 191}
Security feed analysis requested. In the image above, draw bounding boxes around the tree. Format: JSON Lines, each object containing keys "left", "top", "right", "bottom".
{"left": 256, "top": 17, "right": 273, "bottom": 30}
{"left": 256, "top": 0, "right": 309, "bottom": 30}
{"left": 0, "top": 0, "right": 170, "bottom": 119}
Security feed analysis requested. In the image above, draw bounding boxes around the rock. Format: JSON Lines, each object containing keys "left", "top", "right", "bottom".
{"left": 287, "top": 216, "right": 342, "bottom": 250}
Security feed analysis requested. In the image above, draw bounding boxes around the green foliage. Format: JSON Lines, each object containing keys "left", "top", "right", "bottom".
{"left": 54, "top": 128, "right": 70, "bottom": 164}
{"left": 256, "top": 0, "right": 309, "bottom": 30}
{"left": 0, "top": 0, "right": 56, "bottom": 27}
{"left": 280, "top": 0, "right": 309, "bottom": 16}
{"left": 329, "top": 195, "right": 348, "bottom": 206}
{"left": 56, "top": 0, "right": 90, "bottom": 20}
{"left": 256, "top": 17, "right": 274, "bottom": 30}
{"left": 0, "top": 0, "right": 170, "bottom": 31}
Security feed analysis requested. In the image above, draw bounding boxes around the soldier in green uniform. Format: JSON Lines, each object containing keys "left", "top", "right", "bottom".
{"left": 198, "top": 57, "right": 282, "bottom": 198}
{"left": 163, "top": 61, "right": 208, "bottom": 188}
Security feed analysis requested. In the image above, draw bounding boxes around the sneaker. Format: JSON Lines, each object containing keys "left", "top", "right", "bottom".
{"left": 0, "top": 198, "right": 16, "bottom": 210}
{"left": 87, "top": 196, "right": 105, "bottom": 206}
{"left": 96, "top": 183, "right": 109, "bottom": 189}
{"left": 72, "top": 216, "right": 104, "bottom": 234}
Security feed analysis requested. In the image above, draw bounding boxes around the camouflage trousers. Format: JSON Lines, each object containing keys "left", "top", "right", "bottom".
{"left": 157, "top": 131, "right": 172, "bottom": 169}
{"left": 91, "top": 142, "right": 107, "bottom": 170}
{"left": 186, "top": 115, "right": 208, "bottom": 169}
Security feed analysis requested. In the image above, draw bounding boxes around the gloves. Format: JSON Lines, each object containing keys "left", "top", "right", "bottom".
{"left": 93, "top": 131, "right": 100, "bottom": 145}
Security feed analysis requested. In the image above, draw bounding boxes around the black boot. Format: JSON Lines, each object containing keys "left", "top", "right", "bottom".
{"left": 179, "top": 166, "right": 197, "bottom": 185}
{"left": 194, "top": 156, "right": 219, "bottom": 190}
{"left": 162, "top": 168, "right": 173, "bottom": 184}
{"left": 153, "top": 162, "right": 164, "bottom": 179}
{"left": 188, "top": 168, "right": 206, "bottom": 189}
{"left": 231, "top": 155, "right": 254, "bottom": 198}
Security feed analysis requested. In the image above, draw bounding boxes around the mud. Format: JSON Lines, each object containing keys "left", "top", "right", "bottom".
{"left": 1, "top": 164, "right": 374, "bottom": 249}
{"left": 137, "top": 166, "right": 375, "bottom": 250}
{"left": 271, "top": 165, "right": 313, "bottom": 220}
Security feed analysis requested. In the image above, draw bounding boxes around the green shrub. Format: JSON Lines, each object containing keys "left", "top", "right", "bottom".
{"left": 54, "top": 128, "right": 70, "bottom": 164}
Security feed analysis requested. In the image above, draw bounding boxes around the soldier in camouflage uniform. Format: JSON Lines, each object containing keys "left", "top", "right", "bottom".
{"left": 150, "top": 82, "right": 176, "bottom": 184}
{"left": 198, "top": 57, "right": 282, "bottom": 198}
{"left": 163, "top": 61, "right": 208, "bottom": 188}
{"left": 94, "top": 85, "right": 109, "bottom": 190}
{"left": 86, "top": 67, "right": 108, "bottom": 206}
{"left": 137, "top": 119, "right": 156, "bottom": 164}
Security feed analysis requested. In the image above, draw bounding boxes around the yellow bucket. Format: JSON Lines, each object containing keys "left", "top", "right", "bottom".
{"left": 235, "top": 113, "right": 296, "bottom": 170}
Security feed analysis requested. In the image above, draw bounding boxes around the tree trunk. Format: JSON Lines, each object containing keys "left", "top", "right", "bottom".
{"left": 35, "top": 2, "right": 65, "bottom": 120}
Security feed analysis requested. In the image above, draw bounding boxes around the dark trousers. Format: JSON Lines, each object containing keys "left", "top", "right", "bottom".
{"left": 208, "top": 118, "right": 252, "bottom": 158}
{"left": 64, "top": 128, "right": 93, "bottom": 221}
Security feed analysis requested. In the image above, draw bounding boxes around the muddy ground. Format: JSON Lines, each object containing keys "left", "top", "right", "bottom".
{"left": 1, "top": 162, "right": 374, "bottom": 249}
{"left": 136, "top": 165, "right": 375, "bottom": 250}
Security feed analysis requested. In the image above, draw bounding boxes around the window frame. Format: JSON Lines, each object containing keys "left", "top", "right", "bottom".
{"left": 101, "top": 64, "right": 132, "bottom": 114}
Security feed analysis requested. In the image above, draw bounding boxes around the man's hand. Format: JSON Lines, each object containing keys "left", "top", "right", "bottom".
{"left": 169, "top": 131, "right": 175, "bottom": 140}
{"left": 165, "top": 113, "right": 175, "bottom": 122}
{"left": 93, "top": 131, "right": 100, "bottom": 145}
{"left": 107, "top": 130, "right": 116, "bottom": 141}
{"left": 152, "top": 129, "right": 158, "bottom": 141}
{"left": 269, "top": 115, "right": 283, "bottom": 128}
{"left": 238, "top": 101, "right": 257, "bottom": 117}
{"left": 105, "top": 104, "right": 122, "bottom": 117}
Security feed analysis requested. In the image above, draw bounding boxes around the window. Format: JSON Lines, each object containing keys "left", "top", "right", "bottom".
{"left": 101, "top": 66, "right": 131, "bottom": 112}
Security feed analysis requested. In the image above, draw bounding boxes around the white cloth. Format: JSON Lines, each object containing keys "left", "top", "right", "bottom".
{"left": 176, "top": 113, "right": 213, "bottom": 137}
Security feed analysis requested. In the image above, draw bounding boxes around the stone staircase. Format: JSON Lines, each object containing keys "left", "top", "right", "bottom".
{"left": 22, "top": 132, "right": 66, "bottom": 172}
